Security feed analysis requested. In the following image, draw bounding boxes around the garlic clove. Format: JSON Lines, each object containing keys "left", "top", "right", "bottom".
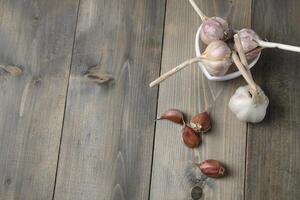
{"left": 197, "top": 159, "right": 226, "bottom": 178}
{"left": 157, "top": 109, "right": 185, "bottom": 125}
{"left": 182, "top": 125, "right": 202, "bottom": 148}
{"left": 190, "top": 112, "right": 211, "bottom": 133}
{"left": 229, "top": 85, "right": 269, "bottom": 123}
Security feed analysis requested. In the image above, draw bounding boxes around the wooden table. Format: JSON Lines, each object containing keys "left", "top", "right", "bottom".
{"left": 0, "top": 0, "right": 299, "bottom": 199}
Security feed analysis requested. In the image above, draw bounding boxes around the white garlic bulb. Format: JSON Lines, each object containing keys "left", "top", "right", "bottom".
{"left": 229, "top": 85, "right": 269, "bottom": 123}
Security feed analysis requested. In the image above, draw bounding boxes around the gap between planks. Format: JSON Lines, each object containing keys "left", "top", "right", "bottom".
{"left": 147, "top": 0, "right": 168, "bottom": 199}
{"left": 51, "top": 0, "right": 82, "bottom": 199}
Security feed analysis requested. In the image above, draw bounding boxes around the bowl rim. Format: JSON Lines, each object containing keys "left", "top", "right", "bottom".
{"left": 195, "top": 25, "right": 261, "bottom": 81}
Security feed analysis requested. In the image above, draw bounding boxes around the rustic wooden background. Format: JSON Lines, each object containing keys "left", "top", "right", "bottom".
{"left": 0, "top": 0, "right": 299, "bottom": 199}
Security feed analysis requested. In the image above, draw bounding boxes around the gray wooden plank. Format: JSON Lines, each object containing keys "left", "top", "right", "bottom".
{"left": 149, "top": 0, "right": 252, "bottom": 199}
{"left": 246, "top": 0, "right": 300, "bottom": 199}
{"left": 0, "top": 0, "right": 79, "bottom": 199}
{"left": 53, "top": 0, "right": 166, "bottom": 199}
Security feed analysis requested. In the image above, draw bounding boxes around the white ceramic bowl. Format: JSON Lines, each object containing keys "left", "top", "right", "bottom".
{"left": 195, "top": 25, "right": 261, "bottom": 81}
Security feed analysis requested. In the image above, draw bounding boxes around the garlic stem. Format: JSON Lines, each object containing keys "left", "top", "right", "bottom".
{"left": 232, "top": 52, "right": 257, "bottom": 91}
{"left": 234, "top": 34, "right": 253, "bottom": 80}
{"left": 149, "top": 57, "right": 202, "bottom": 87}
{"left": 189, "top": 0, "right": 208, "bottom": 21}
{"left": 234, "top": 35, "right": 249, "bottom": 69}
{"left": 255, "top": 39, "right": 300, "bottom": 53}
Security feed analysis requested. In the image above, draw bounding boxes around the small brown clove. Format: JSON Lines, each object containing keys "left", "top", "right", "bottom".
{"left": 190, "top": 112, "right": 211, "bottom": 133}
{"left": 182, "top": 125, "right": 202, "bottom": 148}
{"left": 197, "top": 159, "right": 226, "bottom": 178}
{"left": 157, "top": 109, "right": 185, "bottom": 125}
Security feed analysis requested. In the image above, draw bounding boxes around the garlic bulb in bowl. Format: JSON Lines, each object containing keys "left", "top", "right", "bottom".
{"left": 236, "top": 28, "right": 300, "bottom": 59}
{"left": 149, "top": 41, "right": 233, "bottom": 87}
{"left": 200, "top": 17, "right": 230, "bottom": 45}
{"left": 189, "top": 0, "right": 232, "bottom": 44}
{"left": 200, "top": 40, "right": 232, "bottom": 76}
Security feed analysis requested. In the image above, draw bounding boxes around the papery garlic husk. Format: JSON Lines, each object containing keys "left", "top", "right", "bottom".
{"left": 200, "top": 17, "right": 230, "bottom": 45}
{"left": 201, "top": 40, "right": 232, "bottom": 76}
{"left": 229, "top": 85, "right": 269, "bottom": 123}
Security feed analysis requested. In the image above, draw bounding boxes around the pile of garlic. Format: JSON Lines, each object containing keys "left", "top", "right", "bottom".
{"left": 150, "top": 0, "right": 300, "bottom": 123}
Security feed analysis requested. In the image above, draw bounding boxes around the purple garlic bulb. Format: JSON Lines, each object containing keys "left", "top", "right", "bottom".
{"left": 236, "top": 29, "right": 261, "bottom": 60}
{"left": 201, "top": 40, "right": 232, "bottom": 76}
{"left": 200, "top": 17, "right": 229, "bottom": 45}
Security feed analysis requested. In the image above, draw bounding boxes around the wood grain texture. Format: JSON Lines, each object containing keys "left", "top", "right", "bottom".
{"left": 53, "top": 0, "right": 166, "bottom": 199}
{"left": 0, "top": 0, "right": 79, "bottom": 199}
{"left": 149, "top": 0, "right": 252, "bottom": 199}
{"left": 246, "top": 0, "right": 300, "bottom": 199}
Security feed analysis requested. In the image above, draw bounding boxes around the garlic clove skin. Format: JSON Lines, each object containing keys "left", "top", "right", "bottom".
{"left": 201, "top": 40, "right": 232, "bottom": 76}
{"left": 229, "top": 85, "right": 269, "bottom": 123}
{"left": 200, "top": 18, "right": 225, "bottom": 45}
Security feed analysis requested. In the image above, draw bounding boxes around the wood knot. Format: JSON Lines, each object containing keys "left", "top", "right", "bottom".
{"left": 82, "top": 65, "right": 113, "bottom": 85}
{"left": 32, "top": 76, "right": 41, "bottom": 86}
{"left": 4, "top": 178, "right": 11, "bottom": 186}
{"left": 33, "top": 16, "right": 39, "bottom": 21}
{"left": 191, "top": 186, "right": 203, "bottom": 200}
{"left": 0, "top": 64, "right": 23, "bottom": 76}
